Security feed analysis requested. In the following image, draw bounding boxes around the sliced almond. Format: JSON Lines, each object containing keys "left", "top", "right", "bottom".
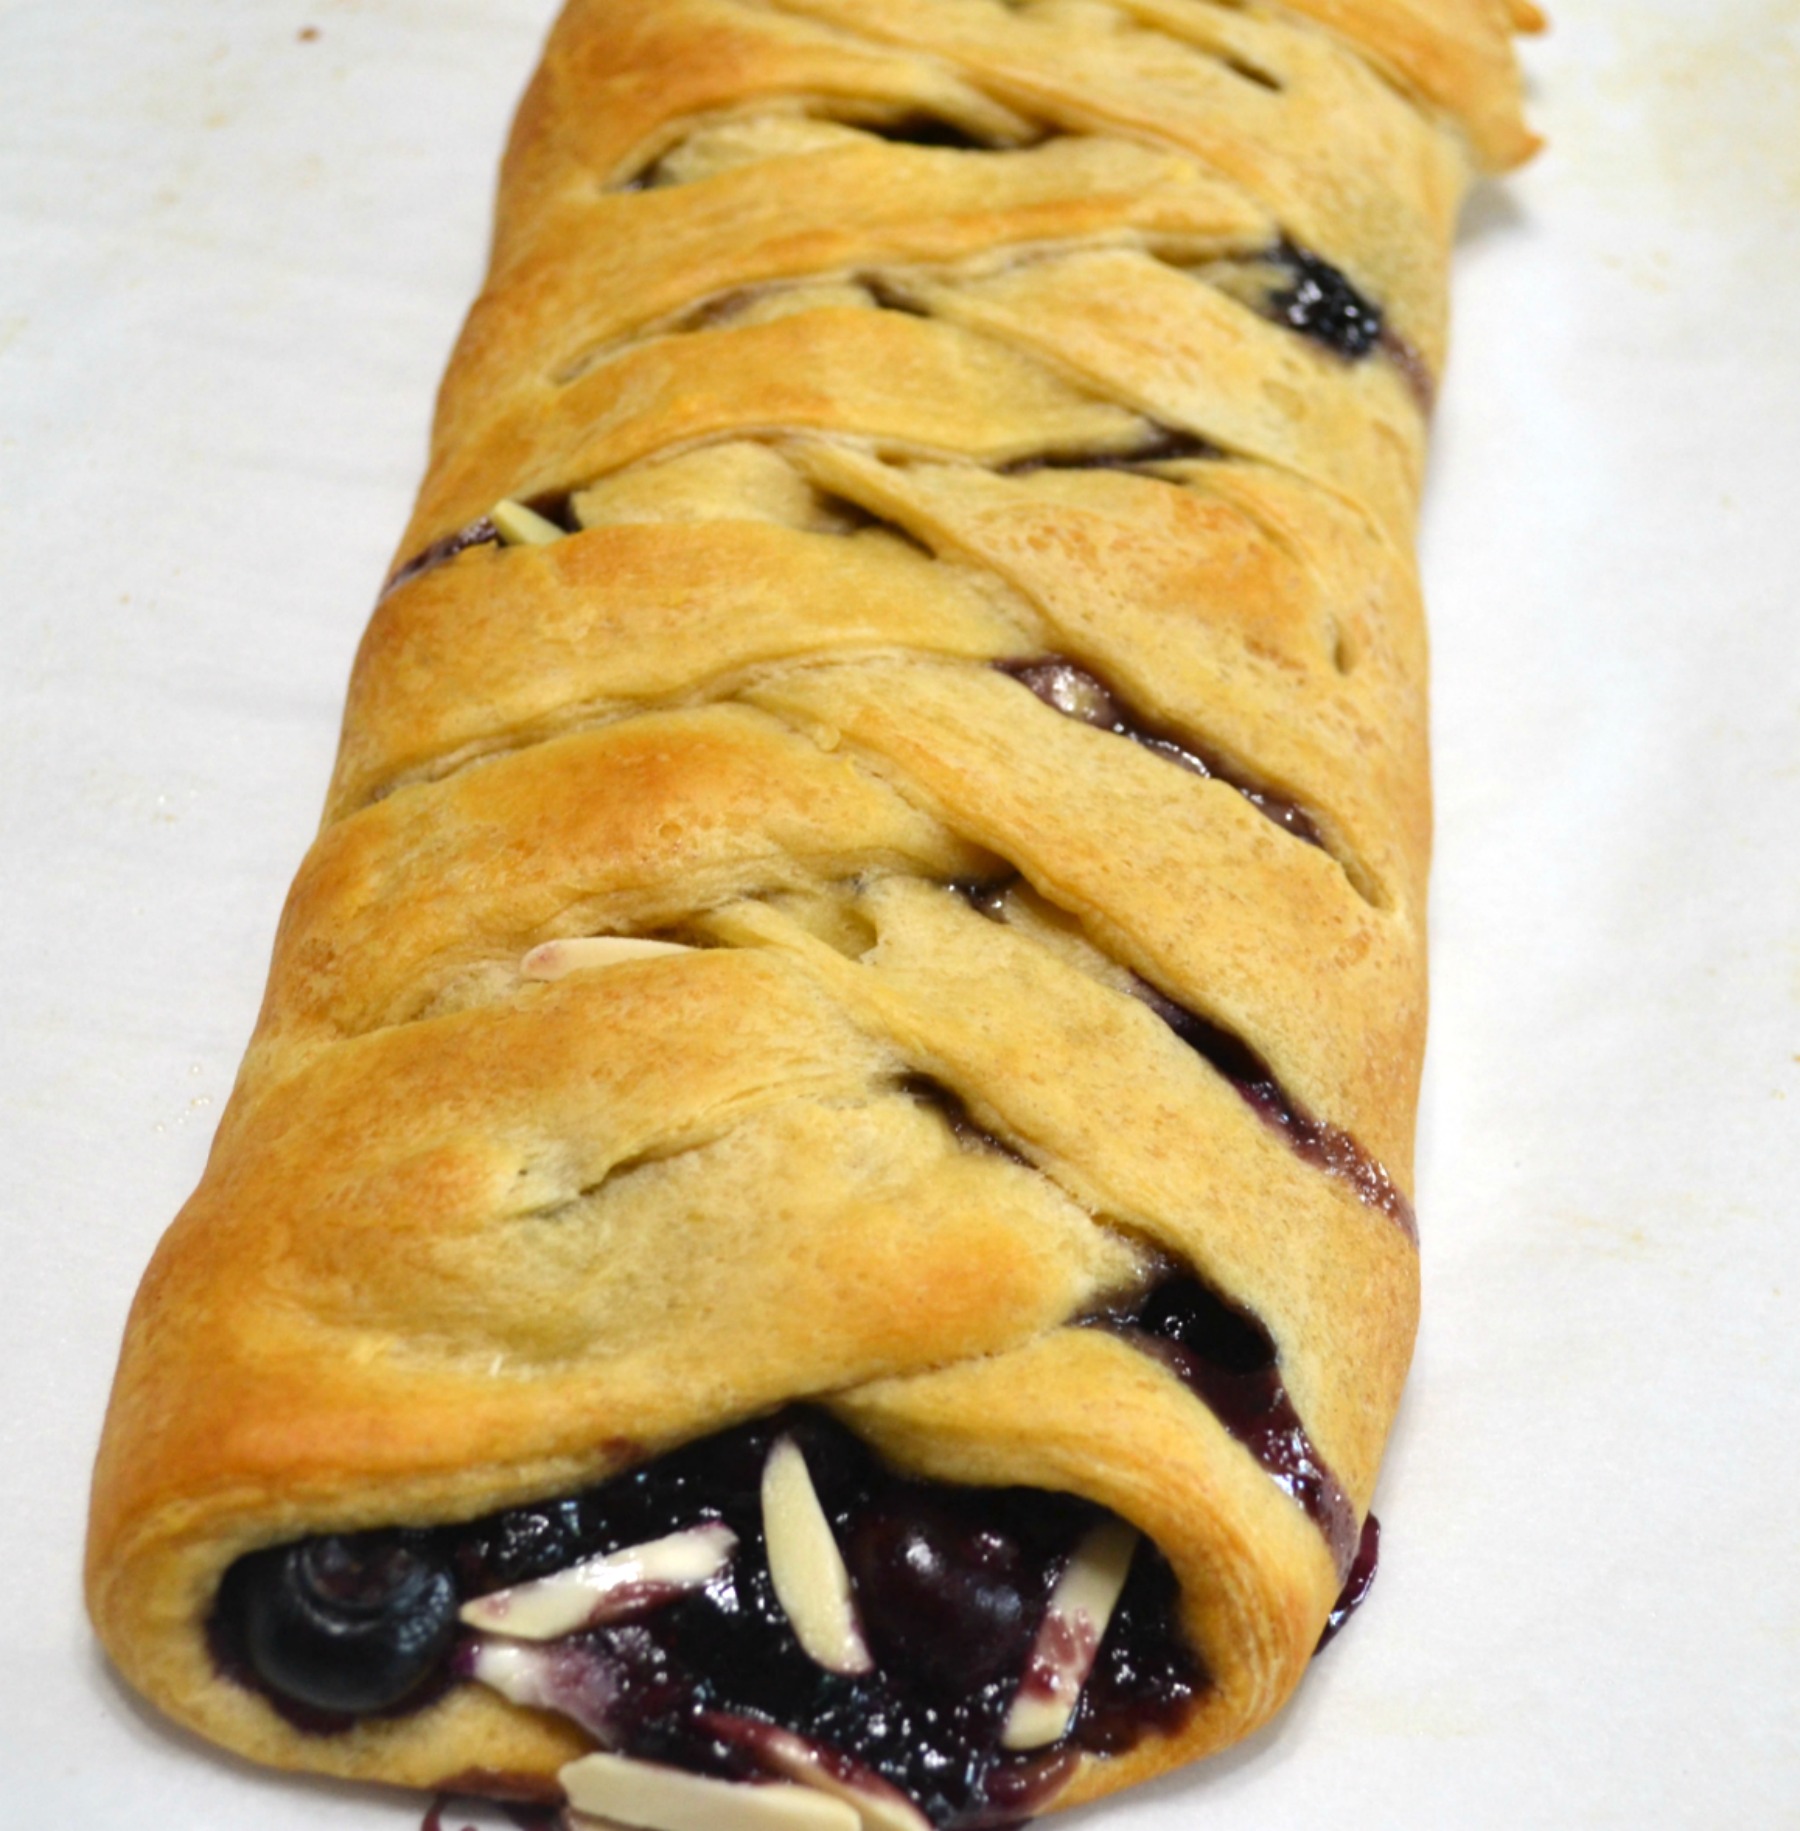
{"left": 1001, "top": 1519, "right": 1138, "bottom": 1750}
{"left": 465, "top": 1636, "right": 620, "bottom": 1741}
{"left": 521, "top": 936, "right": 693, "bottom": 981}
{"left": 466, "top": 1637, "right": 555, "bottom": 1708}
{"left": 491, "top": 497, "right": 566, "bottom": 546}
{"left": 459, "top": 1522, "right": 737, "bottom": 1641}
{"left": 560, "top": 1753, "right": 859, "bottom": 1831}
{"left": 749, "top": 1724, "right": 933, "bottom": 1831}
{"left": 761, "top": 1435, "right": 873, "bottom": 1676}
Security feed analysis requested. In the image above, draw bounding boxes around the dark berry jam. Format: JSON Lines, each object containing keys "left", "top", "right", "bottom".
{"left": 1131, "top": 983, "right": 1417, "bottom": 1241}
{"left": 1317, "top": 1512, "right": 1380, "bottom": 1651}
{"left": 949, "top": 876, "right": 1018, "bottom": 923}
{"left": 1083, "top": 1272, "right": 1359, "bottom": 1579}
{"left": 994, "top": 656, "right": 1322, "bottom": 846}
{"left": 943, "top": 876, "right": 1415, "bottom": 1241}
{"left": 854, "top": 115, "right": 1002, "bottom": 150}
{"left": 380, "top": 495, "right": 578, "bottom": 601}
{"left": 899, "top": 1074, "right": 1027, "bottom": 1164}
{"left": 1264, "top": 242, "right": 1383, "bottom": 360}
{"left": 379, "top": 516, "right": 499, "bottom": 602}
{"left": 213, "top": 1410, "right": 1205, "bottom": 1829}
{"left": 1000, "top": 427, "right": 1222, "bottom": 474}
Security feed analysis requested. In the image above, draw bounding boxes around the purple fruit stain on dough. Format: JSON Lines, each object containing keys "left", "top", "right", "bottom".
{"left": 213, "top": 1410, "right": 1204, "bottom": 1830}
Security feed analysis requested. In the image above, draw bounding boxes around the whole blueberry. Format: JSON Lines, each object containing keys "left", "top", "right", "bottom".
{"left": 847, "top": 1503, "right": 1035, "bottom": 1693}
{"left": 239, "top": 1532, "right": 457, "bottom": 1714}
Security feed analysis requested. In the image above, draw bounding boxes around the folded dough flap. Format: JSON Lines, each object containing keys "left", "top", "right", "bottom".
{"left": 411, "top": 305, "right": 1155, "bottom": 552}
{"left": 332, "top": 518, "right": 1025, "bottom": 815}
{"left": 429, "top": 132, "right": 1272, "bottom": 488}
{"left": 261, "top": 703, "right": 996, "bottom": 1058}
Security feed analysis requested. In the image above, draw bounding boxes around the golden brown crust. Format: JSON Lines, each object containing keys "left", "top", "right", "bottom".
{"left": 89, "top": 0, "right": 1536, "bottom": 1813}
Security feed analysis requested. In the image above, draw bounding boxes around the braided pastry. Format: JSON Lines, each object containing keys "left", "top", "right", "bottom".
{"left": 87, "top": 2, "right": 1540, "bottom": 1825}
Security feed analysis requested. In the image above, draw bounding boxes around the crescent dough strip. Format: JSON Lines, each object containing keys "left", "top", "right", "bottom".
{"left": 87, "top": 0, "right": 1538, "bottom": 1821}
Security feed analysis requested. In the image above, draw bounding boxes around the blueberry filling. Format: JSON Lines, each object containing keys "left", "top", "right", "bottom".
{"left": 381, "top": 495, "right": 578, "bottom": 601}
{"left": 950, "top": 877, "right": 1017, "bottom": 924}
{"left": 1132, "top": 982, "right": 1418, "bottom": 1240}
{"left": 946, "top": 877, "right": 1415, "bottom": 1239}
{"left": 1172, "top": 239, "right": 1435, "bottom": 409}
{"left": 379, "top": 516, "right": 500, "bottom": 602}
{"left": 211, "top": 1410, "right": 1204, "bottom": 1828}
{"left": 999, "top": 428, "right": 1223, "bottom": 474}
{"left": 994, "top": 656, "right": 1322, "bottom": 846}
{"left": 1317, "top": 1513, "right": 1380, "bottom": 1651}
{"left": 1263, "top": 242, "right": 1384, "bottom": 361}
{"left": 851, "top": 115, "right": 1007, "bottom": 151}
{"left": 1080, "top": 1272, "right": 1359, "bottom": 1577}
{"left": 900, "top": 1074, "right": 1028, "bottom": 1165}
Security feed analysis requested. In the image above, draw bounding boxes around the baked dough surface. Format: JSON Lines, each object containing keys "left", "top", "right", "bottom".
{"left": 88, "top": 0, "right": 1538, "bottom": 1811}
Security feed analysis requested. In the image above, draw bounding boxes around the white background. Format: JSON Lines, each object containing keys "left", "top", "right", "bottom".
{"left": 2, "top": 1, "right": 1796, "bottom": 1824}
